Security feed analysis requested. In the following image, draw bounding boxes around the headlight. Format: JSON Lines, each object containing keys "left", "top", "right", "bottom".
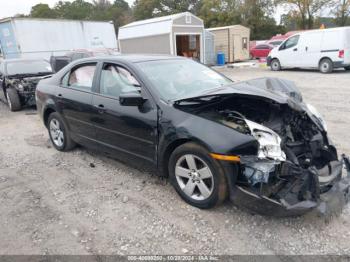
{"left": 17, "top": 84, "right": 24, "bottom": 92}
{"left": 246, "top": 120, "right": 286, "bottom": 161}
{"left": 306, "top": 103, "right": 327, "bottom": 131}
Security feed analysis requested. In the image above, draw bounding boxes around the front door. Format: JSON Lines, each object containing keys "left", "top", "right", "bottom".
{"left": 91, "top": 62, "right": 158, "bottom": 163}
{"left": 56, "top": 63, "right": 97, "bottom": 145}
{"left": 277, "top": 35, "right": 301, "bottom": 67}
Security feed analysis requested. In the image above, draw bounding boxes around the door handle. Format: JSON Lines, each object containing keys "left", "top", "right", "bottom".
{"left": 293, "top": 48, "right": 298, "bottom": 51}
{"left": 57, "top": 93, "right": 62, "bottom": 97}
{"left": 94, "top": 104, "right": 106, "bottom": 114}
{"left": 305, "top": 47, "right": 308, "bottom": 51}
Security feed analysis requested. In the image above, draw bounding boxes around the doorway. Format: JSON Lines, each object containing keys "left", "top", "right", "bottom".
{"left": 176, "top": 34, "right": 201, "bottom": 61}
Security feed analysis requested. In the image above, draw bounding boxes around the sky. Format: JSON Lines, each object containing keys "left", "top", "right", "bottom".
{"left": 0, "top": 0, "right": 285, "bottom": 23}
{"left": 0, "top": 0, "right": 135, "bottom": 19}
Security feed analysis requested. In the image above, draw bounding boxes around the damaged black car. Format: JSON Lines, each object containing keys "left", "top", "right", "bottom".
{"left": 0, "top": 59, "right": 53, "bottom": 111}
{"left": 35, "top": 56, "right": 350, "bottom": 217}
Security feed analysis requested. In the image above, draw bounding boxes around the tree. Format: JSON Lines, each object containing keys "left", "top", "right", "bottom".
{"left": 275, "top": 0, "right": 332, "bottom": 29}
{"left": 133, "top": 0, "right": 161, "bottom": 20}
{"left": 332, "top": 0, "right": 350, "bottom": 26}
{"left": 30, "top": 4, "right": 57, "bottom": 18}
{"left": 133, "top": 0, "right": 202, "bottom": 20}
{"left": 54, "top": 0, "right": 94, "bottom": 20}
{"left": 198, "top": 0, "right": 241, "bottom": 28}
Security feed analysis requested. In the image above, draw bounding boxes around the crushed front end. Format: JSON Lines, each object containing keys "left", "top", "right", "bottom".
{"left": 6, "top": 75, "right": 51, "bottom": 106}
{"left": 224, "top": 98, "right": 350, "bottom": 216}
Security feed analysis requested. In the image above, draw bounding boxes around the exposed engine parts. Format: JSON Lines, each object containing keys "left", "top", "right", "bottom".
{"left": 192, "top": 94, "right": 348, "bottom": 215}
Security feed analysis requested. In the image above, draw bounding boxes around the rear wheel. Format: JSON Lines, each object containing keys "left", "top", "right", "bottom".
{"left": 319, "top": 58, "right": 333, "bottom": 73}
{"left": 270, "top": 59, "right": 281, "bottom": 71}
{"left": 168, "top": 142, "right": 227, "bottom": 209}
{"left": 48, "top": 112, "right": 76, "bottom": 152}
{"left": 6, "top": 88, "right": 21, "bottom": 111}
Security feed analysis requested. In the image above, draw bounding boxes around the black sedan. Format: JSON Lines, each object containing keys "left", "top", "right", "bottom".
{"left": 0, "top": 59, "right": 53, "bottom": 111}
{"left": 36, "top": 55, "right": 350, "bottom": 216}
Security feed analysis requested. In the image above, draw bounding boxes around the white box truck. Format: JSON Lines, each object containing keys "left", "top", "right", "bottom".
{"left": 0, "top": 18, "right": 118, "bottom": 60}
{"left": 267, "top": 27, "right": 350, "bottom": 73}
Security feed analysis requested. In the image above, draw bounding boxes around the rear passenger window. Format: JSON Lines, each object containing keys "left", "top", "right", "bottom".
{"left": 63, "top": 63, "right": 96, "bottom": 91}
{"left": 100, "top": 63, "right": 141, "bottom": 98}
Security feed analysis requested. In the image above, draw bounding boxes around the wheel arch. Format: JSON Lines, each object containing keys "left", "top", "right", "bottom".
{"left": 159, "top": 138, "right": 212, "bottom": 178}
{"left": 43, "top": 106, "right": 57, "bottom": 128}
{"left": 319, "top": 56, "right": 332, "bottom": 65}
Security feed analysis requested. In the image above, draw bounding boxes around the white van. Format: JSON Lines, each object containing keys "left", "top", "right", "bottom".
{"left": 267, "top": 27, "right": 350, "bottom": 73}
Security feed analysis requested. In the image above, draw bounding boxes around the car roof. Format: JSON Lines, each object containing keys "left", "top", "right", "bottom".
{"left": 75, "top": 54, "right": 185, "bottom": 64}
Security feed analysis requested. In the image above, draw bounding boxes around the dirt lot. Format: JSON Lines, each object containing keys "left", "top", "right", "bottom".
{"left": 1, "top": 67, "right": 350, "bottom": 255}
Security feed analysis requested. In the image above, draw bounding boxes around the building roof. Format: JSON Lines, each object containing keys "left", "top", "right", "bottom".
{"left": 208, "top": 25, "right": 249, "bottom": 31}
{"left": 0, "top": 17, "right": 113, "bottom": 24}
{"left": 118, "top": 12, "right": 203, "bottom": 40}
{"left": 120, "top": 12, "right": 192, "bottom": 29}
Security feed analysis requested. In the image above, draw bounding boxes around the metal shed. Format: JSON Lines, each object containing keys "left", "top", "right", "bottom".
{"left": 208, "top": 25, "right": 250, "bottom": 63}
{"left": 0, "top": 17, "right": 118, "bottom": 60}
{"left": 118, "top": 12, "right": 207, "bottom": 63}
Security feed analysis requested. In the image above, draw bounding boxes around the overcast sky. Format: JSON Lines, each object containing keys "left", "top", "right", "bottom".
{"left": 0, "top": 0, "right": 135, "bottom": 19}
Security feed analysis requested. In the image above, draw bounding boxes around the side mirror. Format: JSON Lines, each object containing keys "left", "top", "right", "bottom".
{"left": 119, "top": 92, "right": 145, "bottom": 106}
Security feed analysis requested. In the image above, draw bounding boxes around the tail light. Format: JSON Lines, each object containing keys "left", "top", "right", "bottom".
{"left": 339, "top": 50, "right": 344, "bottom": 58}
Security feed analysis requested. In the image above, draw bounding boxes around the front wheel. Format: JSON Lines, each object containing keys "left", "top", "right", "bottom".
{"left": 270, "top": 59, "right": 281, "bottom": 71}
{"left": 48, "top": 112, "right": 76, "bottom": 152}
{"left": 6, "top": 88, "right": 21, "bottom": 111}
{"left": 319, "top": 58, "right": 333, "bottom": 73}
{"left": 344, "top": 66, "right": 350, "bottom": 71}
{"left": 168, "top": 143, "right": 227, "bottom": 209}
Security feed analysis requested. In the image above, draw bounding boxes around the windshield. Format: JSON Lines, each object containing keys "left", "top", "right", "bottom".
{"left": 6, "top": 60, "right": 52, "bottom": 76}
{"left": 137, "top": 59, "right": 232, "bottom": 101}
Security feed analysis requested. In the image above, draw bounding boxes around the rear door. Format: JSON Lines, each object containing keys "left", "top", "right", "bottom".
{"left": 91, "top": 62, "right": 158, "bottom": 163}
{"left": 320, "top": 30, "right": 342, "bottom": 63}
{"left": 56, "top": 62, "right": 97, "bottom": 145}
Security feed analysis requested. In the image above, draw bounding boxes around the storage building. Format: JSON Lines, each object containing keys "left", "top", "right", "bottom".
{"left": 118, "top": 12, "right": 209, "bottom": 64}
{"left": 208, "top": 25, "right": 250, "bottom": 63}
{"left": 0, "top": 17, "right": 118, "bottom": 60}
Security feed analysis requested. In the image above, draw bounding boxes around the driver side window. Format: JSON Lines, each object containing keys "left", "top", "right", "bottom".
{"left": 100, "top": 63, "right": 141, "bottom": 98}
{"left": 280, "top": 35, "right": 300, "bottom": 50}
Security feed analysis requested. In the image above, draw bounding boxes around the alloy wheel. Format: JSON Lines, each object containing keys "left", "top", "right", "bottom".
{"left": 49, "top": 118, "right": 64, "bottom": 147}
{"left": 175, "top": 154, "right": 214, "bottom": 201}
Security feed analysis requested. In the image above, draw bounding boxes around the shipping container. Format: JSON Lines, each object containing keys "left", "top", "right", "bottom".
{"left": 0, "top": 18, "right": 118, "bottom": 60}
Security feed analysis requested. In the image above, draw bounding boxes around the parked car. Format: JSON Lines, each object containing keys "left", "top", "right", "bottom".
{"left": 249, "top": 44, "right": 274, "bottom": 59}
{"left": 267, "top": 40, "right": 283, "bottom": 47}
{"left": 0, "top": 59, "right": 53, "bottom": 111}
{"left": 267, "top": 27, "right": 350, "bottom": 73}
{"left": 36, "top": 55, "right": 350, "bottom": 216}
{"left": 50, "top": 48, "right": 119, "bottom": 72}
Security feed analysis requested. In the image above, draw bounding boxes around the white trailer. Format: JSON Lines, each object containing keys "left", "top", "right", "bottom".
{"left": 0, "top": 18, "right": 118, "bottom": 60}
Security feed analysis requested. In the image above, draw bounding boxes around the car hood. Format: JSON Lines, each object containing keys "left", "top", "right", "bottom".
{"left": 175, "top": 77, "right": 303, "bottom": 110}
{"left": 174, "top": 77, "right": 327, "bottom": 131}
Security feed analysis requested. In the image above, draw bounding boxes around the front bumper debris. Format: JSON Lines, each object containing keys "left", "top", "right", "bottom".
{"left": 230, "top": 155, "right": 350, "bottom": 217}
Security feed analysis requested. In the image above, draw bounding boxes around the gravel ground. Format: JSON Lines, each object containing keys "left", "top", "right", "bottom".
{"left": 0, "top": 67, "right": 350, "bottom": 255}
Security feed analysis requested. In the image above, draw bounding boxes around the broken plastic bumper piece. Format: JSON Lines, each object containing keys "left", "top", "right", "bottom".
{"left": 230, "top": 155, "right": 350, "bottom": 217}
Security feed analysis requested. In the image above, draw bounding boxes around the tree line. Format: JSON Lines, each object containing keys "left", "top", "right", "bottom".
{"left": 21, "top": 0, "right": 350, "bottom": 40}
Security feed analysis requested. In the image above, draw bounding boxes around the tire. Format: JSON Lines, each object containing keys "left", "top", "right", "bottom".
{"left": 319, "top": 58, "right": 333, "bottom": 73}
{"left": 168, "top": 142, "right": 227, "bottom": 209}
{"left": 270, "top": 59, "right": 281, "bottom": 71}
{"left": 6, "top": 88, "right": 21, "bottom": 111}
{"left": 344, "top": 66, "right": 350, "bottom": 71}
{"left": 47, "top": 112, "right": 76, "bottom": 152}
